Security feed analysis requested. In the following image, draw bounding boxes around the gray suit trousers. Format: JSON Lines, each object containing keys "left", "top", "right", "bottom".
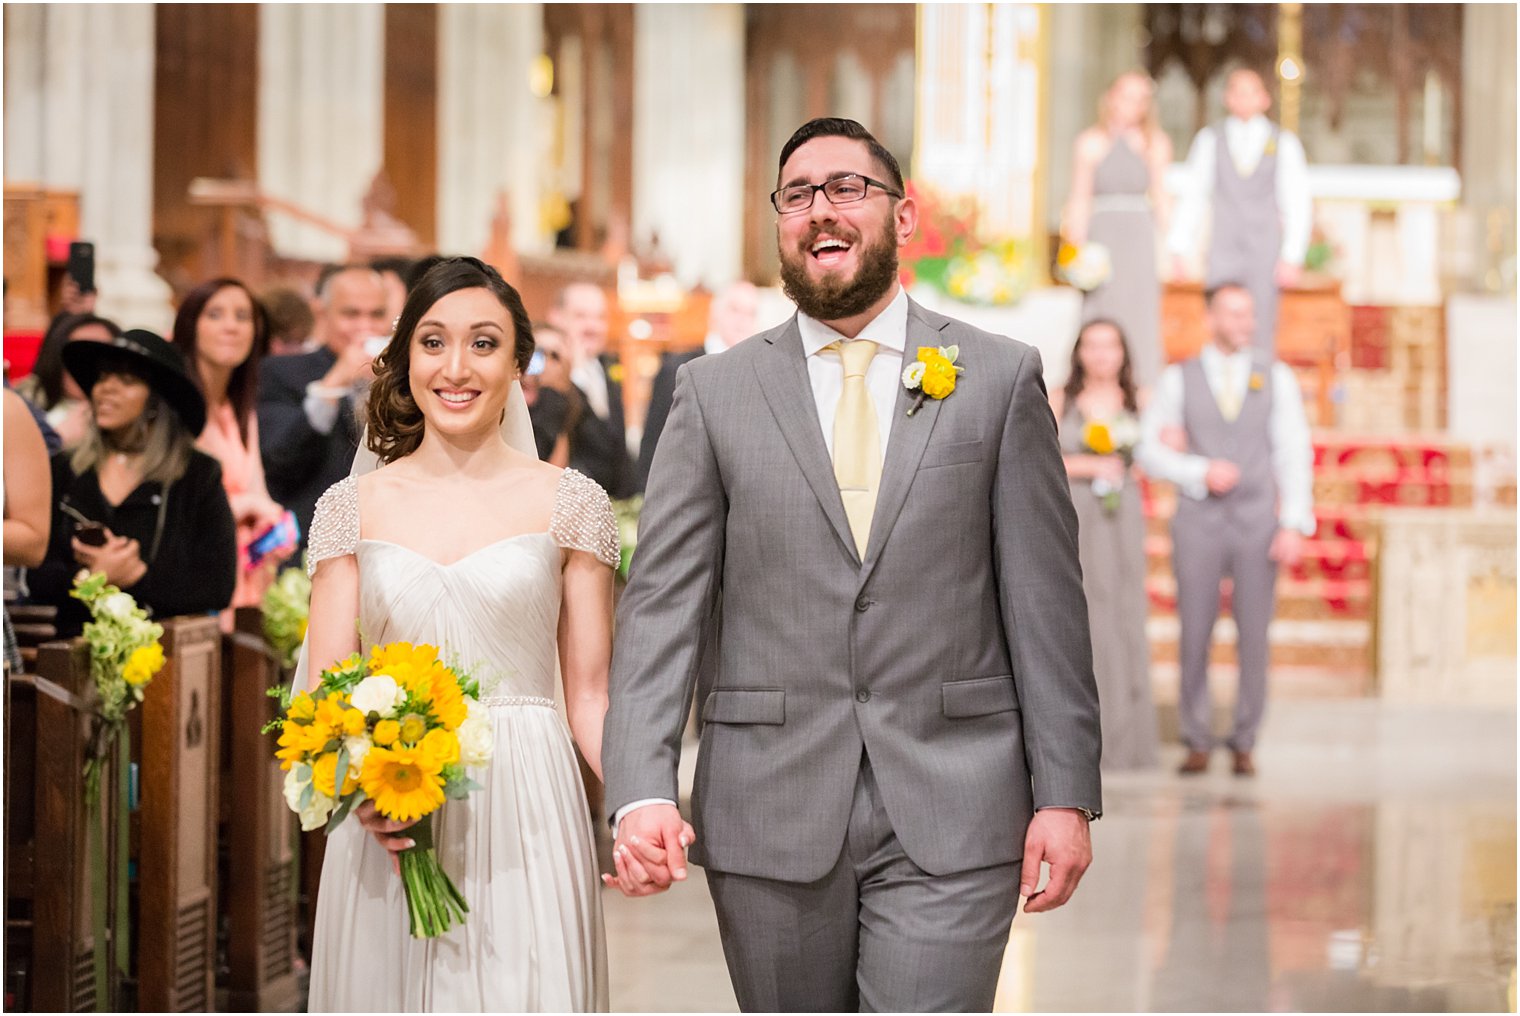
{"left": 705, "top": 754, "right": 1018, "bottom": 1013}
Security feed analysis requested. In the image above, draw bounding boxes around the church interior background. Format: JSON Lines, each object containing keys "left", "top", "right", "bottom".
{"left": 2, "top": 3, "right": 1515, "bottom": 1012}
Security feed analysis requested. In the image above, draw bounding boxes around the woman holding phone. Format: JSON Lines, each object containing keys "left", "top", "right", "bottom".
{"left": 28, "top": 329, "right": 236, "bottom": 637}
{"left": 171, "top": 278, "right": 293, "bottom": 621}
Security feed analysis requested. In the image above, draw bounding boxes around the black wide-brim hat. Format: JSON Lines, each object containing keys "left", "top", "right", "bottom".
{"left": 63, "top": 328, "right": 208, "bottom": 436}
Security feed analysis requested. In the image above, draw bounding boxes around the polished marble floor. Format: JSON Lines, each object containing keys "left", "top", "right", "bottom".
{"left": 602, "top": 699, "right": 1516, "bottom": 1012}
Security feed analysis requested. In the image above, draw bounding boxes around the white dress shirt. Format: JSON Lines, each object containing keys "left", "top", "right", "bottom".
{"left": 1136, "top": 343, "right": 1316, "bottom": 536}
{"left": 613, "top": 288, "right": 912, "bottom": 833}
{"left": 571, "top": 357, "right": 611, "bottom": 421}
{"left": 1167, "top": 114, "right": 1313, "bottom": 266}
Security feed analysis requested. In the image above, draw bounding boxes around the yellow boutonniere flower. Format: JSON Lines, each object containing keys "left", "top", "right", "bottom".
{"left": 1264, "top": 136, "right": 1277, "bottom": 157}
{"left": 607, "top": 363, "right": 625, "bottom": 385}
{"left": 901, "top": 345, "right": 966, "bottom": 416}
{"left": 1082, "top": 420, "right": 1115, "bottom": 456}
{"left": 1249, "top": 371, "right": 1266, "bottom": 392}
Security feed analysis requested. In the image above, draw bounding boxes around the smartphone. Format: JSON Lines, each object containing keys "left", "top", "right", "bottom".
{"left": 526, "top": 350, "right": 546, "bottom": 377}
{"left": 67, "top": 241, "right": 95, "bottom": 294}
{"left": 74, "top": 521, "right": 108, "bottom": 547}
{"left": 247, "top": 511, "right": 300, "bottom": 569}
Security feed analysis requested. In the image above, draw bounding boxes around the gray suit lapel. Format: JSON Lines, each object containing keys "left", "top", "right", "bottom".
{"left": 860, "top": 302, "right": 951, "bottom": 582}
{"left": 754, "top": 319, "right": 859, "bottom": 561}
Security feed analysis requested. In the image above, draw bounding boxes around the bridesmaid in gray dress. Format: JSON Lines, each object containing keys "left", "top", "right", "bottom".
{"left": 1062, "top": 72, "right": 1173, "bottom": 390}
{"left": 1051, "top": 319, "right": 1158, "bottom": 770}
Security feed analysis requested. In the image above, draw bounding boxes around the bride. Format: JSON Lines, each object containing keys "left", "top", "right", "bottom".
{"left": 303, "top": 257, "right": 617, "bottom": 1011}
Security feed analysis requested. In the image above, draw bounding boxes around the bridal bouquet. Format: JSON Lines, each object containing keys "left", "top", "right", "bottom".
{"left": 269, "top": 641, "right": 494, "bottom": 937}
{"left": 1056, "top": 241, "right": 1112, "bottom": 292}
{"left": 71, "top": 570, "right": 166, "bottom": 801}
{"left": 1082, "top": 415, "right": 1141, "bottom": 514}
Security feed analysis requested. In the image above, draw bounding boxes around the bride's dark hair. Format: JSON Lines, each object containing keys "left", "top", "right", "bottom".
{"left": 366, "top": 256, "right": 535, "bottom": 464}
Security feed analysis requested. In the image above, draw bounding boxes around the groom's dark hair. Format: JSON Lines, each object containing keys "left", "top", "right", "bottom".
{"left": 367, "top": 256, "right": 535, "bottom": 464}
{"left": 777, "top": 117, "right": 904, "bottom": 193}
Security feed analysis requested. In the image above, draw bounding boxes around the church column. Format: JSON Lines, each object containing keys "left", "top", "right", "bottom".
{"left": 631, "top": 4, "right": 746, "bottom": 288}
{"left": 4, "top": 3, "right": 174, "bottom": 331}
{"left": 437, "top": 4, "right": 548, "bottom": 258}
{"left": 258, "top": 4, "right": 385, "bottom": 263}
{"left": 1461, "top": 3, "right": 1516, "bottom": 292}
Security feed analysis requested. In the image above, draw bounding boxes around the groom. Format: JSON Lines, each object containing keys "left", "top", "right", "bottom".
{"left": 603, "top": 118, "right": 1102, "bottom": 1011}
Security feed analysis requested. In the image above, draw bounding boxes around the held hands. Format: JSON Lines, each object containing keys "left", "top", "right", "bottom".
{"left": 73, "top": 530, "right": 147, "bottom": 587}
{"left": 601, "top": 803, "right": 696, "bottom": 898}
{"left": 1019, "top": 807, "right": 1092, "bottom": 914}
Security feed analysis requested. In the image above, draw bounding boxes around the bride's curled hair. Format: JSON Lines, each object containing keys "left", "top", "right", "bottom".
{"left": 366, "top": 256, "right": 535, "bottom": 464}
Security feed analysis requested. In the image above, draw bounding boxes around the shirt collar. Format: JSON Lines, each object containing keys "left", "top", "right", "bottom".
{"left": 797, "top": 286, "right": 909, "bottom": 359}
{"left": 1202, "top": 342, "right": 1253, "bottom": 369}
{"left": 703, "top": 332, "right": 729, "bottom": 356}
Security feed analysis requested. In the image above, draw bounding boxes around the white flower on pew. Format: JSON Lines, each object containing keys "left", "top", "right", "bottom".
{"left": 351, "top": 674, "right": 406, "bottom": 718}
{"left": 98, "top": 591, "right": 136, "bottom": 623}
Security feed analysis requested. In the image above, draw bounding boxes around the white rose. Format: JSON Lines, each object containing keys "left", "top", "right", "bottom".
{"left": 299, "top": 790, "right": 335, "bottom": 832}
{"left": 343, "top": 735, "right": 371, "bottom": 771}
{"left": 456, "top": 699, "right": 494, "bottom": 768}
{"left": 281, "top": 766, "right": 309, "bottom": 813}
{"left": 282, "top": 768, "right": 335, "bottom": 830}
{"left": 350, "top": 674, "right": 405, "bottom": 718}
{"left": 99, "top": 592, "right": 136, "bottom": 622}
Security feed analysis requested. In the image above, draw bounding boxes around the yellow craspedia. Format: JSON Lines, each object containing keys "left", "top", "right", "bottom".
{"left": 312, "top": 751, "right": 359, "bottom": 798}
{"left": 123, "top": 643, "right": 164, "bottom": 687}
{"left": 341, "top": 708, "right": 367, "bottom": 737}
{"left": 398, "top": 713, "right": 428, "bottom": 746}
{"left": 1083, "top": 420, "right": 1115, "bottom": 456}
{"left": 420, "top": 728, "right": 460, "bottom": 767}
{"left": 360, "top": 746, "right": 445, "bottom": 823}
{"left": 287, "top": 692, "right": 317, "bottom": 723}
{"left": 373, "top": 719, "right": 401, "bottom": 747}
{"left": 918, "top": 350, "right": 959, "bottom": 400}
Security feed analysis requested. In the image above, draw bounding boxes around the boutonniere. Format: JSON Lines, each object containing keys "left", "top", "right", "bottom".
{"left": 901, "top": 345, "right": 965, "bottom": 417}
{"left": 1248, "top": 371, "right": 1266, "bottom": 392}
{"left": 606, "top": 363, "right": 625, "bottom": 385}
{"left": 1263, "top": 135, "right": 1277, "bottom": 157}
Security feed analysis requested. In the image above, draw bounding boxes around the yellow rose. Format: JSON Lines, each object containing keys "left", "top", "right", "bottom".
{"left": 373, "top": 719, "right": 401, "bottom": 747}
{"left": 311, "top": 751, "right": 359, "bottom": 798}
{"left": 1083, "top": 420, "right": 1115, "bottom": 456}
{"left": 419, "top": 728, "right": 460, "bottom": 767}
{"left": 920, "top": 356, "right": 958, "bottom": 400}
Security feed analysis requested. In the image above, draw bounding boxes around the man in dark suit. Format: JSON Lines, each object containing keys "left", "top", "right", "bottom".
{"left": 636, "top": 281, "right": 759, "bottom": 489}
{"left": 258, "top": 265, "right": 388, "bottom": 547}
{"left": 549, "top": 282, "right": 637, "bottom": 498}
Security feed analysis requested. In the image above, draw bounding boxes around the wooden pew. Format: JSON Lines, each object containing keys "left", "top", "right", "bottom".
{"left": 220, "top": 608, "right": 300, "bottom": 1011}
{"left": 6, "top": 640, "right": 117, "bottom": 1012}
{"left": 136, "top": 615, "right": 221, "bottom": 1012}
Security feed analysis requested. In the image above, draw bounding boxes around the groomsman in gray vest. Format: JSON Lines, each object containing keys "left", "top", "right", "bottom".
{"left": 1168, "top": 68, "right": 1312, "bottom": 354}
{"left": 1138, "top": 283, "right": 1315, "bottom": 776}
{"left": 602, "top": 117, "right": 1102, "bottom": 1011}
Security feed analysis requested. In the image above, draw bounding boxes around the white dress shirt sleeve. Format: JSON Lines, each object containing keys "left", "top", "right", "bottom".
{"left": 612, "top": 798, "right": 679, "bottom": 837}
{"left": 1269, "top": 362, "right": 1316, "bottom": 535}
{"left": 1274, "top": 131, "right": 1313, "bottom": 266}
{"left": 1136, "top": 364, "right": 1211, "bottom": 499}
{"left": 302, "top": 383, "right": 345, "bottom": 436}
{"left": 1167, "top": 128, "right": 1216, "bottom": 258}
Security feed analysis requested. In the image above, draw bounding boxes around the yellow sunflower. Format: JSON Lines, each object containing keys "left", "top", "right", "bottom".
{"left": 368, "top": 643, "right": 442, "bottom": 695}
{"left": 287, "top": 691, "right": 317, "bottom": 723}
{"left": 360, "top": 746, "right": 445, "bottom": 823}
{"left": 427, "top": 671, "right": 468, "bottom": 731}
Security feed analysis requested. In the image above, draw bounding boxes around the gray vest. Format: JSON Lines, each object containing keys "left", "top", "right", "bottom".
{"left": 1204, "top": 120, "right": 1283, "bottom": 287}
{"left": 1173, "top": 354, "right": 1279, "bottom": 537}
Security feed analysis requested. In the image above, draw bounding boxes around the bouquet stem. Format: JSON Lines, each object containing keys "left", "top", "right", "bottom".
{"left": 398, "top": 814, "right": 468, "bottom": 938}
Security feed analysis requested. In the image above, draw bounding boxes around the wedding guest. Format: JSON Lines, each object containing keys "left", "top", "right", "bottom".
{"left": 1062, "top": 71, "right": 1172, "bottom": 389}
{"left": 1050, "top": 319, "right": 1157, "bottom": 771}
{"left": 525, "top": 323, "right": 579, "bottom": 467}
{"left": 1137, "top": 284, "right": 1314, "bottom": 776}
{"left": 4, "top": 389, "right": 51, "bottom": 670}
{"left": 1168, "top": 67, "right": 1312, "bottom": 354}
{"left": 636, "top": 281, "right": 759, "bottom": 488}
{"left": 258, "top": 266, "right": 388, "bottom": 545}
{"left": 171, "top": 278, "right": 291, "bottom": 617}
{"left": 549, "top": 282, "right": 636, "bottom": 497}
{"left": 14, "top": 313, "right": 122, "bottom": 448}
{"left": 261, "top": 285, "right": 317, "bottom": 356}
{"left": 29, "top": 329, "right": 236, "bottom": 638}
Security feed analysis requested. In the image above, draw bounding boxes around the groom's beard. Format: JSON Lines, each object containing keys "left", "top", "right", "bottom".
{"left": 778, "top": 215, "right": 900, "bottom": 322}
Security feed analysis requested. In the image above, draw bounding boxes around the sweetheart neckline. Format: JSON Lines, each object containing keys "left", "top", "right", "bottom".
{"left": 356, "top": 531, "right": 557, "bottom": 569}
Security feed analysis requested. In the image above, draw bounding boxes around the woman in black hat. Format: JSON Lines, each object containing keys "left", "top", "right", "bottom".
{"left": 28, "top": 328, "right": 237, "bottom": 637}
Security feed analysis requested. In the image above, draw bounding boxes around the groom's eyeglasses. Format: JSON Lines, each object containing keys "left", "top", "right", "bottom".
{"left": 770, "top": 174, "right": 903, "bottom": 215}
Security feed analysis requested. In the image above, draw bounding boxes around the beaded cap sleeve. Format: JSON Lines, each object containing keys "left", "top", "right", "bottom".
{"left": 307, "top": 476, "right": 360, "bottom": 576}
{"left": 550, "top": 469, "right": 620, "bottom": 569}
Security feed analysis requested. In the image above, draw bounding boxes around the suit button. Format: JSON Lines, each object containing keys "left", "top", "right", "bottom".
{"left": 855, "top": 597, "right": 872, "bottom": 612}
{"left": 856, "top": 689, "right": 871, "bottom": 703}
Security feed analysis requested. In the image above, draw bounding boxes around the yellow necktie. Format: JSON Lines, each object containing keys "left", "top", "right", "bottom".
{"left": 831, "top": 339, "right": 881, "bottom": 557}
{"left": 1217, "top": 359, "right": 1241, "bottom": 422}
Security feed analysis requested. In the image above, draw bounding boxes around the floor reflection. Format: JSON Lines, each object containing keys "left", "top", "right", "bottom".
{"left": 603, "top": 700, "right": 1516, "bottom": 1012}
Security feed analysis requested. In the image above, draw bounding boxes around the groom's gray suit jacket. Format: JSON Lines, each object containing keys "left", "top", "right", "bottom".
{"left": 604, "top": 298, "right": 1101, "bottom": 883}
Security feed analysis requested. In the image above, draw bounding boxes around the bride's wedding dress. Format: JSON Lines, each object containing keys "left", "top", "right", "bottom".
{"left": 304, "top": 468, "right": 617, "bottom": 1012}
